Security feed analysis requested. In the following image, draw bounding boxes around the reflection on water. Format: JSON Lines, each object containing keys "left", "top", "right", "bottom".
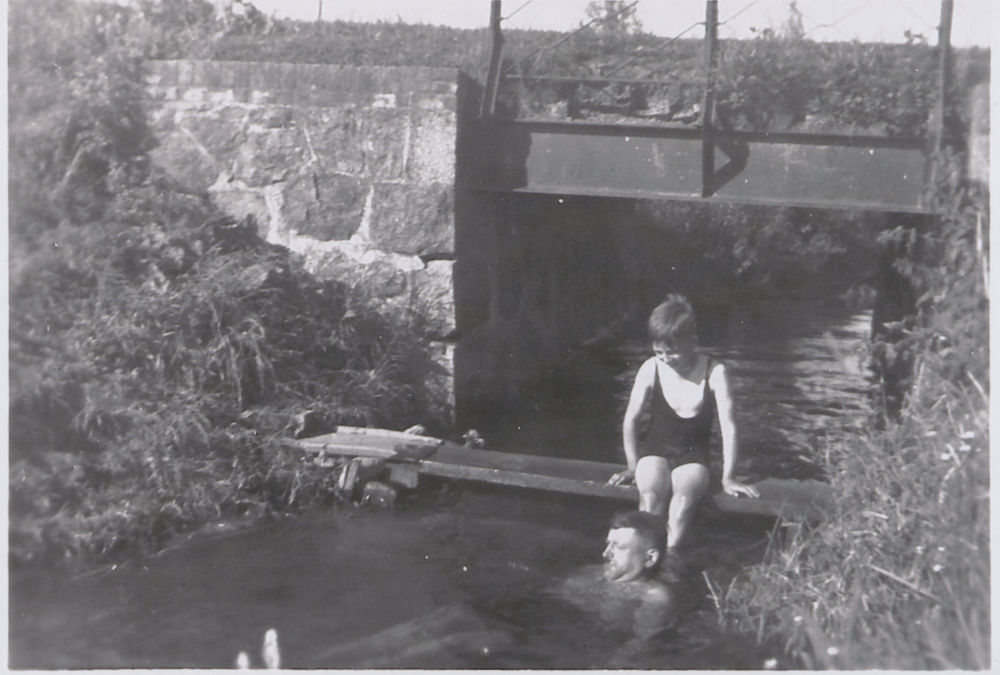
{"left": 10, "top": 490, "right": 769, "bottom": 669}
{"left": 477, "top": 294, "right": 872, "bottom": 481}
{"left": 10, "top": 293, "right": 872, "bottom": 669}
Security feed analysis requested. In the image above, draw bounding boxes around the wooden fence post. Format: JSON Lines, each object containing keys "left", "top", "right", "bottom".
{"left": 482, "top": 1, "right": 505, "bottom": 118}
{"left": 701, "top": 0, "right": 719, "bottom": 197}
{"left": 924, "top": 0, "right": 953, "bottom": 204}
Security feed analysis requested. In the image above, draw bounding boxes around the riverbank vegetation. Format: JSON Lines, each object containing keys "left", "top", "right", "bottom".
{"left": 721, "top": 160, "right": 990, "bottom": 668}
{"left": 10, "top": 0, "right": 989, "bottom": 667}
{"left": 9, "top": 0, "right": 446, "bottom": 566}
{"left": 10, "top": 207, "right": 443, "bottom": 565}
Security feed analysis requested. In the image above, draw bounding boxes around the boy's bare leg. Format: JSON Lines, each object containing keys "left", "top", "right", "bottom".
{"left": 667, "top": 463, "right": 711, "bottom": 549}
{"left": 635, "top": 456, "right": 672, "bottom": 515}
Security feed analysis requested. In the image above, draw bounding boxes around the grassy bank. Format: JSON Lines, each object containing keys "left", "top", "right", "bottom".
{"left": 720, "top": 171, "right": 990, "bottom": 668}
{"left": 9, "top": 204, "right": 447, "bottom": 566}
{"left": 8, "top": 0, "right": 453, "bottom": 567}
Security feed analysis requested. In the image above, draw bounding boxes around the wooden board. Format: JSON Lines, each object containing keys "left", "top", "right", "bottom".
{"left": 295, "top": 428, "right": 833, "bottom": 521}
{"left": 295, "top": 426, "right": 443, "bottom": 460}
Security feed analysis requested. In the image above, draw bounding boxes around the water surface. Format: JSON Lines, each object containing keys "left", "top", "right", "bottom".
{"left": 10, "top": 293, "right": 871, "bottom": 669}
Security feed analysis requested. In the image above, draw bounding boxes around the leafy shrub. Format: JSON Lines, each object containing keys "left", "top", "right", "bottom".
{"left": 715, "top": 36, "right": 937, "bottom": 135}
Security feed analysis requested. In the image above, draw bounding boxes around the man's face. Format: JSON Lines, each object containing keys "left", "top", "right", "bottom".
{"left": 603, "top": 527, "right": 658, "bottom": 582}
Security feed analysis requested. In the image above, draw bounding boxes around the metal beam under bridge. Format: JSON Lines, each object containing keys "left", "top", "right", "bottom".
{"left": 476, "top": 119, "right": 930, "bottom": 213}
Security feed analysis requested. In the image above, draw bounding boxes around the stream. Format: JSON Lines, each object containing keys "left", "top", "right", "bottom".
{"left": 10, "top": 293, "right": 873, "bottom": 669}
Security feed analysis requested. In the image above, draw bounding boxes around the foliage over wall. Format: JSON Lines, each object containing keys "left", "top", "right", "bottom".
{"left": 8, "top": 0, "right": 447, "bottom": 566}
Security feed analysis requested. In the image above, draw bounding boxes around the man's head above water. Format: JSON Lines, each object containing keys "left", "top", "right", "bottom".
{"left": 603, "top": 511, "right": 667, "bottom": 582}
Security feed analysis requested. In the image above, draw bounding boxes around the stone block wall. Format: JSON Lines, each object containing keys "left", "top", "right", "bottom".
{"left": 146, "top": 60, "right": 463, "bottom": 420}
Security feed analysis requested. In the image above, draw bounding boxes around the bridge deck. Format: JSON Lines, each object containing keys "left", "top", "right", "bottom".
{"left": 296, "top": 427, "right": 833, "bottom": 521}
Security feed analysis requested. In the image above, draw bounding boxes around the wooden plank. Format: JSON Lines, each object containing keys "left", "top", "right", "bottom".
{"left": 713, "top": 478, "right": 832, "bottom": 521}
{"left": 304, "top": 425, "right": 444, "bottom": 445}
{"left": 297, "top": 426, "right": 443, "bottom": 460}
{"left": 418, "top": 444, "right": 831, "bottom": 520}
{"left": 291, "top": 428, "right": 834, "bottom": 521}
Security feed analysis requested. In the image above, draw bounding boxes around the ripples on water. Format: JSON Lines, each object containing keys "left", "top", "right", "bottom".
{"left": 10, "top": 491, "right": 769, "bottom": 669}
{"left": 10, "top": 294, "right": 873, "bottom": 669}
{"left": 480, "top": 295, "right": 873, "bottom": 481}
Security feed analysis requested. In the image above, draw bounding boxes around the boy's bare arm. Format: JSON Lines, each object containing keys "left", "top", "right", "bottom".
{"left": 609, "top": 360, "right": 654, "bottom": 486}
{"left": 711, "top": 363, "right": 759, "bottom": 498}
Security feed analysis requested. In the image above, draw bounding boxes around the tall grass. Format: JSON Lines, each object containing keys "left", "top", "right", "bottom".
{"left": 9, "top": 205, "right": 445, "bottom": 567}
{"left": 722, "top": 164, "right": 989, "bottom": 668}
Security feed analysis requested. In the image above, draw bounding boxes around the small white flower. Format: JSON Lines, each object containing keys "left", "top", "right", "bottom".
{"left": 827, "top": 646, "right": 840, "bottom": 656}
{"left": 940, "top": 452, "right": 951, "bottom": 461}
{"left": 915, "top": 545, "right": 925, "bottom": 554}
{"left": 937, "top": 546, "right": 946, "bottom": 552}
{"left": 960, "top": 444, "right": 972, "bottom": 452}
{"left": 926, "top": 431, "right": 938, "bottom": 437}
{"left": 793, "top": 615, "right": 803, "bottom": 624}
{"left": 932, "top": 564, "right": 944, "bottom": 572}
{"left": 763, "top": 658, "right": 779, "bottom": 670}
{"left": 961, "top": 431, "right": 976, "bottom": 440}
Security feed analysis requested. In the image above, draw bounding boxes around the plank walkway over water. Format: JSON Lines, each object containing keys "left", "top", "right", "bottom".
{"left": 296, "top": 427, "right": 834, "bottom": 521}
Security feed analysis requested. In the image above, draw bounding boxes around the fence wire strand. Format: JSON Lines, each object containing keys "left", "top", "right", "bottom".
{"left": 504, "top": 0, "right": 640, "bottom": 74}
{"left": 719, "top": 1, "right": 758, "bottom": 26}
{"left": 603, "top": 19, "right": 703, "bottom": 78}
{"left": 502, "top": 0, "right": 534, "bottom": 22}
{"left": 800, "top": 1, "right": 875, "bottom": 39}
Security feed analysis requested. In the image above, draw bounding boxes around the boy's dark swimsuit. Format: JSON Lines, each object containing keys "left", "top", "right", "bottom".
{"left": 638, "top": 359, "right": 714, "bottom": 470}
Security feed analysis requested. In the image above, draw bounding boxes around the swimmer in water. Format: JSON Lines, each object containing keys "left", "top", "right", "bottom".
{"left": 553, "top": 511, "right": 684, "bottom": 666}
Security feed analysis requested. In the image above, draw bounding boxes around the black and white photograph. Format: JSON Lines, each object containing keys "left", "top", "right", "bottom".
{"left": 8, "top": 0, "right": 991, "bottom": 668}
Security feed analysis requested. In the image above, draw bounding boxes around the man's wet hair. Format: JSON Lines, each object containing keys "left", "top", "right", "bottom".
{"left": 648, "top": 294, "right": 697, "bottom": 344}
{"left": 610, "top": 511, "right": 667, "bottom": 561}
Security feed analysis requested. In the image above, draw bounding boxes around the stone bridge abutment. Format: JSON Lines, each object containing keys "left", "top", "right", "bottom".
{"left": 147, "top": 61, "right": 470, "bottom": 422}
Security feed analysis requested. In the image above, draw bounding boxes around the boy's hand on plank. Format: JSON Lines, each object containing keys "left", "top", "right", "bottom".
{"left": 607, "top": 468, "right": 635, "bottom": 486}
{"left": 722, "top": 477, "right": 760, "bottom": 498}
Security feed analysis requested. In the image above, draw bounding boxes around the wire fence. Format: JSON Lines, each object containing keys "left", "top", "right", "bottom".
{"left": 488, "top": 1, "right": 975, "bottom": 136}
{"left": 498, "top": 0, "right": 953, "bottom": 61}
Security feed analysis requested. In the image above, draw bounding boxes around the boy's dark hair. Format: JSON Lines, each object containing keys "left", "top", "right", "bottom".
{"left": 610, "top": 511, "right": 667, "bottom": 561}
{"left": 648, "top": 294, "right": 697, "bottom": 344}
